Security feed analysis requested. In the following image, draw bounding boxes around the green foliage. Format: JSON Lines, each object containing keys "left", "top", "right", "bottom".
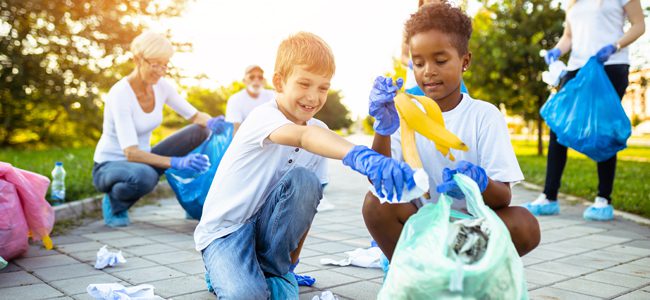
{"left": 466, "top": 1, "right": 564, "bottom": 120}
{"left": 362, "top": 115, "right": 375, "bottom": 135}
{"left": 314, "top": 90, "right": 353, "bottom": 130}
{"left": 0, "top": 0, "right": 188, "bottom": 148}
{"left": 0, "top": 146, "right": 95, "bottom": 203}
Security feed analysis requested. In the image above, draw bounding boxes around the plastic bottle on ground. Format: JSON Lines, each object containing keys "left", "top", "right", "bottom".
{"left": 50, "top": 161, "right": 66, "bottom": 206}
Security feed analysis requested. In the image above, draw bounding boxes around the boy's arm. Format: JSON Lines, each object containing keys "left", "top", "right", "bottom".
{"left": 268, "top": 124, "right": 353, "bottom": 159}
{"left": 482, "top": 180, "right": 511, "bottom": 209}
{"left": 371, "top": 134, "right": 392, "bottom": 157}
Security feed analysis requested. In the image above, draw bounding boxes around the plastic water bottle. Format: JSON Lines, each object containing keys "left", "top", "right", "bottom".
{"left": 50, "top": 161, "right": 66, "bottom": 206}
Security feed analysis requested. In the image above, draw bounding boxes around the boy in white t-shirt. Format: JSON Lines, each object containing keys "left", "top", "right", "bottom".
{"left": 194, "top": 32, "right": 415, "bottom": 298}
{"left": 225, "top": 65, "right": 276, "bottom": 134}
{"left": 363, "top": 3, "right": 540, "bottom": 262}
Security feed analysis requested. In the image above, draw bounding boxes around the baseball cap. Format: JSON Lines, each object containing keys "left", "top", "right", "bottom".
{"left": 245, "top": 65, "right": 263, "bottom": 75}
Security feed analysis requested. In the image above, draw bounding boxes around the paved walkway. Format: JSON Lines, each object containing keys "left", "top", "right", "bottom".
{"left": 1, "top": 135, "right": 649, "bottom": 299}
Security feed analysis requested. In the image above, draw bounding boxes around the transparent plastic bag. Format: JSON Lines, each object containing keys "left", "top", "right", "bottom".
{"left": 165, "top": 124, "right": 233, "bottom": 220}
{"left": 378, "top": 174, "right": 527, "bottom": 300}
{"left": 540, "top": 56, "right": 631, "bottom": 162}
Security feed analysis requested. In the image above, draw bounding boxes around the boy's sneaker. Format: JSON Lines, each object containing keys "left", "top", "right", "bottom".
{"left": 522, "top": 193, "right": 560, "bottom": 216}
{"left": 102, "top": 194, "right": 130, "bottom": 227}
{"left": 583, "top": 196, "right": 614, "bottom": 221}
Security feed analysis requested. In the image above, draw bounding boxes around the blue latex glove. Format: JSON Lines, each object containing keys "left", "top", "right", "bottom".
{"left": 343, "top": 145, "right": 415, "bottom": 201}
{"left": 206, "top": 115, "right": 229, "bottom": 134}
{"left": 544, "top": 48, "right": 561, "bottom": 65}
{"left": 596, "top": 44, "right": 617, "bottom": 63}
{"left": 289, "top": 260, "right": 316, "bottom": 287}
{"left": 170, "top": 153, "right": 210, "bottom": 173}
{"left": 369, "top": 76, "right": 404, "bottom": 136}
{"left": 436, "top": 161, "right": 489, "bottom": 199}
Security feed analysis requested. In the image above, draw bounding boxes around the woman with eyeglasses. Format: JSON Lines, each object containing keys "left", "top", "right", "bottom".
{"left": 92, "top": 31, "right": 227, "bottom": 227}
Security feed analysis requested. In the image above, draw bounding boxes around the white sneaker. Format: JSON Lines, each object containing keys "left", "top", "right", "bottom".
{"left": 317, "top": 196, "right": 335, "bottom": 212}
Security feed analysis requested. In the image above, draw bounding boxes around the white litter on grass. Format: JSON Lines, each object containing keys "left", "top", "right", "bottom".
{"left": 312, "top": 290, "right": 339, "bottom": 300}
{"left": 370, "top": 168, "right": 429, "bottom": 204}
{"left": 87, "top": 283, "right": 165, "bottom": 300}
{"left": 94, "top": 245, "right": 126, "bottom": 269}
{"left": 320, "top": 247, "right": 383, "bottom": 268}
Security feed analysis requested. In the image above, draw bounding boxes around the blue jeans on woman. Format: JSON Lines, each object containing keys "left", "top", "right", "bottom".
{"left": 92, "top": 124, "right": 209, "bottom": 214}
{"left": 202, "top": 167, "right": 322, "bottom": 299}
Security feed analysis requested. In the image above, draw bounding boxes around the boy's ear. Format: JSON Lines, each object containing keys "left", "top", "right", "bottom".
{"left": 272, "top": 73, "right": 284, "bottom": 93}
{"left": 462, "top": 52, "right": 472, "bottom": 72}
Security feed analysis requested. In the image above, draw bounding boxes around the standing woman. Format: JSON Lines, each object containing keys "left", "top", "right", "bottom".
{"left": 524, "top": 0, "right": 645, "bottom": 221}
{"left": 93, "top": 31, "right": 226, "bottom": 227}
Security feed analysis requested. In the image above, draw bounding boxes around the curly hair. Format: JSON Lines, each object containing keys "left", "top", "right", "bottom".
{"left": 404, "top": 2, "right": 473, "bottom": 55}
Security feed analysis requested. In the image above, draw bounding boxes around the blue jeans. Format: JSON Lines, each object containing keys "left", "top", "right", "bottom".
{"left": 92, "top": 124, "right": 209, "bottom": 214}
{"left": 202, "top": 167, "right": 322, "bottom": 299}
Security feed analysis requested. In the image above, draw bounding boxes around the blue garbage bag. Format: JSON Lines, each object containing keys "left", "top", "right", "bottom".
{"left": 540, "top": 56, "right": 631, "bottom": 162}
{"left": 165, "top": 123, "right": 234, "bottom": 219}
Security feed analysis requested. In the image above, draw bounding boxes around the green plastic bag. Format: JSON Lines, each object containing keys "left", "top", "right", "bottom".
{"left": 378, "top": 174, "right": 528, "bottom": 300}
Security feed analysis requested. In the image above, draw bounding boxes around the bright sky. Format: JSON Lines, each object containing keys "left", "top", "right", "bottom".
{"left": 149, "top": 0, "right": 454, "bottom": 118}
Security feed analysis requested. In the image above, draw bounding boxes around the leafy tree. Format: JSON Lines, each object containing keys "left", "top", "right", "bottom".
{"left": 0, "top": 0, "right": 188, "bottom": 148}
{"left": 315, "top": 90, "right": 354, "bottom": 131}
{"left": 465, "top": 0, "right": 564, "bottom": 155}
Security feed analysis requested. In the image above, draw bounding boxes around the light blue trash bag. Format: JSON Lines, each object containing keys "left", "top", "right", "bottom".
{"left": 165, "top": 123, "right": 234, "bottom": 219}
{"left": 267, "top": 273, "right": 299, "bottom": 299}
{"left": 540, "top": 56, "right": 631, "bottom": 162}
{"left": 378, "top": 174, "right": 528, "bottom": 300}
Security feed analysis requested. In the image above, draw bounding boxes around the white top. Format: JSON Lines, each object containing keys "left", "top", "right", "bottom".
{"left": 566, "top": 0, "right": 631, "bottom": 70}
{"left": 194, "top": 100, "right": 329, "bottom": 251}
{"left": 93, "top": 78, "right": 198, "bottom": 163}
{"left": 224, "top": 89, "right": 276, "bottom": 123}
{"left": 390, "top": 93, "right": 524, "bottom": 209}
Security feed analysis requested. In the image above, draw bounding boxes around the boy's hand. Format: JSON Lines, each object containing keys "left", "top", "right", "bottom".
{"left": 436, "top": 160, "right": 488, "bottom": 199}
{"left": 343, "top": 145, "right": 415, "bottom": 201}
{"left": 369, "top": 76, "right": 403, "bottom": 136}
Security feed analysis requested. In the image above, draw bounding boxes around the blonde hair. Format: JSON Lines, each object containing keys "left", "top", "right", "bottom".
{"left": 130, "top": 31, "right": 174, "bottom": 60}
{"left": 274, "top": 32, "right": 335, "bottom": 79}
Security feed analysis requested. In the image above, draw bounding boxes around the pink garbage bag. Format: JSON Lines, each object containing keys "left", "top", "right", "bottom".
{"left": 0, "top": 162, "right": 54, "bottom": 250}
{"left": 0, "top": 179, "right": 29, "bottom": 260}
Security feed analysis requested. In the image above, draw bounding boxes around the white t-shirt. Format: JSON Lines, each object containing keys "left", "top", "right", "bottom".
{"left": 224, "top": 89, "right": 276, "bottom": 124}
{"left": 93, "top": 78, "right": 198, "bottom": 163}
{"left": 194, "top": 100, "right": 329, "bottom": 251}
{"left": 390, "top": 93, "right": 524, "bottom": 208}
{"left": 566, "top": 0, "right": 631, "bottom": 70}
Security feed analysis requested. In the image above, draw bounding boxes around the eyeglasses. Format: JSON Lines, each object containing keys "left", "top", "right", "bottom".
{"left": 142, "top": 57, "right": 169, "bottom": 71}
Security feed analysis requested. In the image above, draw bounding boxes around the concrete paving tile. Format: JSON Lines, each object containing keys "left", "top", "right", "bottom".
{"left": 50, "top": 273, "right": 122, "bottom": 295}
{"left": 0, "top": 262, "right": 22, "bottom": 273}
{"left": 331, "top": 266, "right": 383, "bottom": 280}
{"left": 548, "top": 239, "right": 604, "bottom": 253}
{"left": 581, "top": 234, "right": 633, "bottom": 245}
{"left": 100, "top": 237, "right": 157, "bottom": 248}
{"left": 32, "top": 263, "right": 101, "bottom": 281}
{"left": 307, "top": 241, "right": 358, "bottom": 254}
{"left": 170, "top": 291, "right": 215, "bottom": 300}
{"left": 625, "top": 240, "right": 650, "bottom": 249}
{"left": 307, "top": 269, "right": 362, "bottom": 289}
{"left": 121, "top": 243, "right": 178, "bottom": 256}
{"left": 614, "top": 289, "right": 650, "bottom": 300}
{"left": 556, "top": 254, "right": 621, "bottom": 269}
{"left": 583, "top": 250, "right": 641, "bottom": 263}
{"left": 317, "top": 223, "right": 358, "bottom": 232}
{"left": 112, "top": 265, "right": 185, "bottom": 284}
{"left": 300, "top": 253, "right": 346, "bottom": 270}
{"left": 0, "top": 271, "right": 43, "bottom": 288}
{"left": 522, "top": 255, "right": 544, "bottom": 267}
{"left": 56, "top": 241, "right": 105, "bottom": 253}
{"left": 553, "top": 277, "right": 630, "bottom": 298}
{"left": 71, "top": 293, "right": 97, "bottom": 300}
{"left": 629, "top": 257, "right": 650, "bottom": 266}
{"left": 46, "top": 297, "right": 75, "bottom": 300}
{"left": 81, "top": 231, "right": 134, "bottom": 241}
{"left": 526, "top": 247, "right": 572, "bottom": 261}
{"left": 604, "top": 245, "right": 650, "bottom": 257}
{"left": 66, "top": 250, "right": 105, "bottom": 263}
{"left": 121, "top": 227, "right": 176, "bottom": 237}
{"left": 0, "top": 283, "right": 63, "bottom": 299}
{"left": 304, "top": 236, "right": 329, "bottom": 246}
{"left": 14, "top": 254, "right": 80, "bottom": 271}
{"left": 584, "top": 270, "right": 650, "bottom": 288}
{"left": 609, "top": 263, "right": 650, "bottom": 278}
{"left": 529, "top": 287, "right": 600, "bottom": 300}
{"left": 100, "top": 257, "right": 158, "bottom": 274}
{"left": 52, "top": 235, "right": 93, "bottom": 246}
{"left": 147, "top": 233, "right": 192, "bottom": 243}
{"left": 525, "top": 268, "right": 570, "bottom": 285}
{"left": 330, "top": 280, "right": 382, "bottom": 300}
{"left": 22, "top": 245, "right": 59, "bottom": 258}
{"left": 529, "top": 261, "right": 596, "bottom": 277}
{"left": 145, "top": 275, "right": 205, "bottom": 298}
{"left": 310, "top": 231, "right": 359, "bottom": 242}
{"left": 141, "top": 250, "right": 201, "bottom": 265}
{"left": 167, "top": 259, "right": 206, "bottom": 275}
{"left": 527, "top": 281, "right": 540, "bottom": 290}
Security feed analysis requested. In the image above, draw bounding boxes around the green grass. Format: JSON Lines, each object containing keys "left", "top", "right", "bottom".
{"left": 513, "top": 140, "right": 650, "bottom": 218}
{"left": 0, "top": 147, "right": 96, "bottom": 204}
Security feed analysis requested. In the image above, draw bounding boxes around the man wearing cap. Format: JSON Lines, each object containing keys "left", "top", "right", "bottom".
{"left": 225, "top": 65, "right": 276, "bottom": 134}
